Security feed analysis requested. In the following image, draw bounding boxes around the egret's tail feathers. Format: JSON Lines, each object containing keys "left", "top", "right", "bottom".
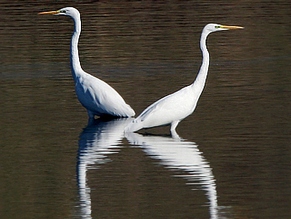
{"left": 120, "top": 103, "right": 135, "bottom": 117}
{"left": 124, "top": 119, "right": 143, "bottom": 133}
{"left": 127, "top": 106, "right": 136, "bottom": 117}
{"left": 111, "top": 104, "right": 135, "bottom": 118}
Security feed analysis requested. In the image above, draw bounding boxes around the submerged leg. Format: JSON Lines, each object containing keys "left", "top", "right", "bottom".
{"left": 87, "top": 110, "right": 95, "bottom": 119}
{"left": 87, "top": 110, "right": 95, "bottom": 125}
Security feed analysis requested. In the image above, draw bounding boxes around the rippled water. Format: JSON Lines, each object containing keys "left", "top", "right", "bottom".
{"left": 0, "top": 1, "right": 290, "bottom": 219}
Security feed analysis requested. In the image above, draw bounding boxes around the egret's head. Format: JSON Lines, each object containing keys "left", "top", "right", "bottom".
{"left": 204, "top": 23, "right": 244, "bottom": 34}
{"left": 38, "top": 7, "right": 80, "bottom": 19}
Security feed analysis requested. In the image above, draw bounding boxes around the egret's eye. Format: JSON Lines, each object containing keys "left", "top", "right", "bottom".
{"left": 60, "top": 10, "right": 66, "bottom": 13}
{"left": 215, "top": 25, "right": 220, "bottom": 29}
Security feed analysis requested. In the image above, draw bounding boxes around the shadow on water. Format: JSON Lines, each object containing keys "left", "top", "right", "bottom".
{"left": 76, "top": 118, "right": 231, "bottom": 219}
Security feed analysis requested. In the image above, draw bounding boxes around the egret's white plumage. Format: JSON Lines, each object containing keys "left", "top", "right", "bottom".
{"left": 125, "top": 23, "right": 243, "bottom": 135}
{"left": 39, "top": 7, "right": 135, "bottom": 119}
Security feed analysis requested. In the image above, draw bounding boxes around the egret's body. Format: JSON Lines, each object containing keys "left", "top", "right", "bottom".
{"left": 126, "top": 23, "right": 243, "bottom": 135}
{"left": 39, "top": 7, "right": 135, "bottom": 119}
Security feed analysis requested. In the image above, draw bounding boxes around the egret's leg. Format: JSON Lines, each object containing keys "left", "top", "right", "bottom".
{"left": 171, "top": 129, "right": 181, "bottom": 139}
{"left": 170, "top": 120, "right": 181, "bottom": 138}
{"left": 87, "top": 110, "right": 95, "bottom": 119}
{"left": 170, "top": 120, "right": 180, "bottom": 132}
{"left": 87, "top": 110, "right": 95, "bottom": 125}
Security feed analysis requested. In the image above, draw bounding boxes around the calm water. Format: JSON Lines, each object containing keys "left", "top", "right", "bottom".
{"left": 0, "top": 1, "right": 291, "bottom": 218}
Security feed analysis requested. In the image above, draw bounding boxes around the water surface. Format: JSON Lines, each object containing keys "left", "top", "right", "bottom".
{"left": 0, "top": 1, "right": 290, "bottom": 218}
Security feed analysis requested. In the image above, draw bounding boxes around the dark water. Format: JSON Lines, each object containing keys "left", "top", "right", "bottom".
{"left": 0, "top": 1, "right": 291, "bottom": 218}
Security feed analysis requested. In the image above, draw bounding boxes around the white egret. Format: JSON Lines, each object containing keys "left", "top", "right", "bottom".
{"left": 38, "top": 7, "right": 135, "bottom": 119}
{"left": 125, "top": 23, "right": 243, "bottom": 135}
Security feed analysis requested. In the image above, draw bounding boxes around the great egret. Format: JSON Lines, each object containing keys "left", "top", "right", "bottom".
{"left": 38, "top": 7, "right": 135, "bottom": 119}
{"left": 125, "top": 23, "right": 243, "bottom": 135}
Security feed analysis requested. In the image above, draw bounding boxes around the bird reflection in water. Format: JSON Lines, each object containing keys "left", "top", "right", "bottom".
{"left": 77, "top": 118, "right": 133, "bottom": 219}
{"left": 77, "top": 118, "right": 227, "bottom": 219}
{"left": 126, "top": 132, "right": 219, "bottom": 219}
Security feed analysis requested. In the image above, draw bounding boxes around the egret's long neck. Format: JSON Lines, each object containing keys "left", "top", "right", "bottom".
{"left": 192, "top": 31, "right": 210, "bottom": 93}
{"left": 70, "top": 15, "right": 83, "bottom": 82}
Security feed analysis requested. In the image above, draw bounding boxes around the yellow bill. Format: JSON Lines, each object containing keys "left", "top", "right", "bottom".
{"left": 220, "top": 25, "right": 244, "bottom": 30}
{"left": 38, "top": 10, "right": 60, "bottom": 15}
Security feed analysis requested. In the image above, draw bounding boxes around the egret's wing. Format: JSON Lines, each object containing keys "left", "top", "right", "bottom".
{"left": 137, "top": 86, "right": 192, "bottom": 125}
{"left": 76, "top": 74, "right": 134, "bottom": 117}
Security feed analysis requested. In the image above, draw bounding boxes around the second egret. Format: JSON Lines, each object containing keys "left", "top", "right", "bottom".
{"left": 125, "top": 23, "right": 243, "bottom": 136}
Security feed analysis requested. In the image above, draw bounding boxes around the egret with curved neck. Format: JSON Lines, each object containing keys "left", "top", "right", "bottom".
{"left": 39, "top": 7, "right": 135, "bottom": 119}
{"left": 125, "top": 23, "right": 243, "bottom": 136}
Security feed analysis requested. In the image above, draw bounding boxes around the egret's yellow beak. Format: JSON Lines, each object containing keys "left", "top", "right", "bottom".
{"left": 221, "top": 25, "right": 244, "bottom": 30}
{"left": 38, "top": 10, "right": 60, "bottom": 15}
